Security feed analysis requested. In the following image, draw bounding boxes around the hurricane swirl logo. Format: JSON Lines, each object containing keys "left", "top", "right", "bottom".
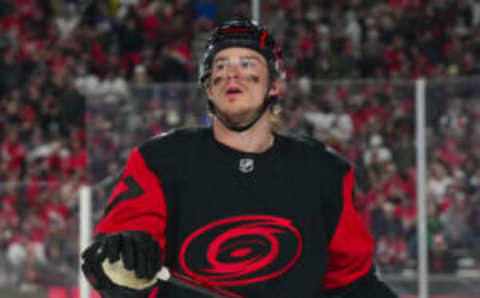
{"left": 179, "top": 215, "right": 303, "bottom": 286}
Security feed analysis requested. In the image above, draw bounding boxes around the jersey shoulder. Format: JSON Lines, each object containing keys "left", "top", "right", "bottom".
{"left": 278, "top": 133, "right": 351, "bottom": 174}
{"left": 136, "top": 127, "right": 209, "bottom": 172}
{"left": 139, "top": 127, "right": 208, "bottom": 155}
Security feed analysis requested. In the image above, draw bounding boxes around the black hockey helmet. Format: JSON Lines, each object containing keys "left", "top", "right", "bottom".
{"left": 199, "top": 19, "right": 284, "bottom": 85}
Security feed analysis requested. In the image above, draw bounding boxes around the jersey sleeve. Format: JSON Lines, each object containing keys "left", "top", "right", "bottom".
{"left": 323, "top": 167, "right": 375, "bottom": 290}
{"left": 94, "top": 147, "right": 168, "bottom": 261}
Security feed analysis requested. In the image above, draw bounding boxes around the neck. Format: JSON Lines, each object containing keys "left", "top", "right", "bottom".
{"left": 213, "top": 113, "right": 274, "bottom": 153}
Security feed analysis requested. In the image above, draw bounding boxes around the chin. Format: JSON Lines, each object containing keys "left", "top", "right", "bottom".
{"left": 223, "top": 104, "right": 254, "bottom": 116}
{"left": 218, "top": 102, "right": 248, "bottom": 114}
{"left": 216, "top": 106, "right": 256, "bottom": 123}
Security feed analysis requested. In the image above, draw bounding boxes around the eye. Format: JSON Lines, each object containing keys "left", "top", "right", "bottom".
{"left": 214, "top": 61, "right": 228, "bottom": 71}
{"left": 241, "top": 59, "right": 255, "bottom": 68}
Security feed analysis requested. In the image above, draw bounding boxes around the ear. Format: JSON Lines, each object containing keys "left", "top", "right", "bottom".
{"left": 268, "top": 79, "right": 281, "bottom": 97}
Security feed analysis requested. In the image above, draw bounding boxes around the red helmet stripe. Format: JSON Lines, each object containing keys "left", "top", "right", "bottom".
{"left": 220, "top": 27, "right": 251, "bottom": 34}
{"left": 259, "top": 31, "right": 267, "bottom": 50}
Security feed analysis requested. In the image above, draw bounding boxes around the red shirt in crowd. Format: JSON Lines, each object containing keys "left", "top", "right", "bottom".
{"left": 1, "top": 139, "right": 27, "bottom": 171}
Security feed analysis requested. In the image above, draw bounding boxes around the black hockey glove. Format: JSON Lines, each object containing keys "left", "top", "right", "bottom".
{"left": 81, "top": 231, "right": 162, "bottom": 298}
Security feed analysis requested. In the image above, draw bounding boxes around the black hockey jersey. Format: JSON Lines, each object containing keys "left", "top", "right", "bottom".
{"left": 95, "top": 127, "right": 375, "bottom": 297}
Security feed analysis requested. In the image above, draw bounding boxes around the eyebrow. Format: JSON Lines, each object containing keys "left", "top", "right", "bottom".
{"left": 213, "top": 55, "right": 266, "bottom": 65}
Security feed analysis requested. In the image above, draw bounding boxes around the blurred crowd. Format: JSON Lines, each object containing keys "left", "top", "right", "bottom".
{"left": 1, "top": 0, "right": 480, "bottom": 294}
{"left": 281, "top": 78, "right": 480, "bottom": 274}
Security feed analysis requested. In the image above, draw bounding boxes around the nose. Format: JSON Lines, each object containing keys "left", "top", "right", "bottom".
{"left": 226, "top": 63, "right": 241, "bottom": 79}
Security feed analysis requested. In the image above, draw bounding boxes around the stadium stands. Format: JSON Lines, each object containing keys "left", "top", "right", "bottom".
{"left": 0, "top": 0, "right": 479, "bottom": 296}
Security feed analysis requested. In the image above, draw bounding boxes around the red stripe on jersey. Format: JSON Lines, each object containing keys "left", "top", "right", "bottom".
{"left": 94, "top": 147, "right": 168, "bottom": 262}
{"left": 323, "top": 168, "right": 374, "bottom": 290}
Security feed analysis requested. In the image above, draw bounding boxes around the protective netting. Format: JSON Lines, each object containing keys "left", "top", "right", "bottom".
{"left": 85, "top": 79, "right": 480, "bottom": 296}
{"left": 85, "top": 83, "right": 209, "bottom": 229}
{"left": 423, "top": 77, "right": 480, "bottom": 295}
{"left": 287, "top": 79, "right": 417, "bottom": 274}
{"left": 93, "top": 80, "right": 412, "bottom": 292}
{"left": 0, "top": 181, "right": 81, "bottom": 297}
{"left": 2, "top": 78, "right": 480, "bottom": 297}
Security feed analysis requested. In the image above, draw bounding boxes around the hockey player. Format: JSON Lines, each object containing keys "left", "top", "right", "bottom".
{"left": 81, "top": 19, "right": 398, "bottom": 298}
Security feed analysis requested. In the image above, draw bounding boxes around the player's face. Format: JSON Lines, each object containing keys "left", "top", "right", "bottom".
{"left": 207, "top": 47, "right": 278, "bottom": 126}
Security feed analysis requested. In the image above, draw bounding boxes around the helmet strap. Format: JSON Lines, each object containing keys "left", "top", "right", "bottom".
{"left": 208, "top": 85, "right": 277, "bottom": 132}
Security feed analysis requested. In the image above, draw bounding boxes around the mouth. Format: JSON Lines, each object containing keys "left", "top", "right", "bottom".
{"left": 225, "top": 86, "right": 243, "bottom": 97}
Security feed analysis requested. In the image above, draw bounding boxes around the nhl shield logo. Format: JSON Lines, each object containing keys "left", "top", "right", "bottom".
{"left": 239, "top": 158, "right": 254, "bottom": 173}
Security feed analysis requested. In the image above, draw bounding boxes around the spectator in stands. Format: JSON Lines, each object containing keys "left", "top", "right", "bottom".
{"left": 118, "top": 14, "right": 146, "bottom": 73}
{"left": 0, "top": 49, "right": 21, "bottom": 96}
{"left": 429, "top": 233, "right": 456, "bottom": 273}
{"left": 428, "top": 161, "right": 454, "bottom": 204}
{"left": 465, "top": 193, "right": 480, "bottom": 266}
{"left": 363, "top": 134, "right": 392, "bottom": 167}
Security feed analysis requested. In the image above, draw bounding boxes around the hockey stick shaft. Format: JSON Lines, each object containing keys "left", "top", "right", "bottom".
{"left": 157, "top": 267, "right": 243, "bottom": 298}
